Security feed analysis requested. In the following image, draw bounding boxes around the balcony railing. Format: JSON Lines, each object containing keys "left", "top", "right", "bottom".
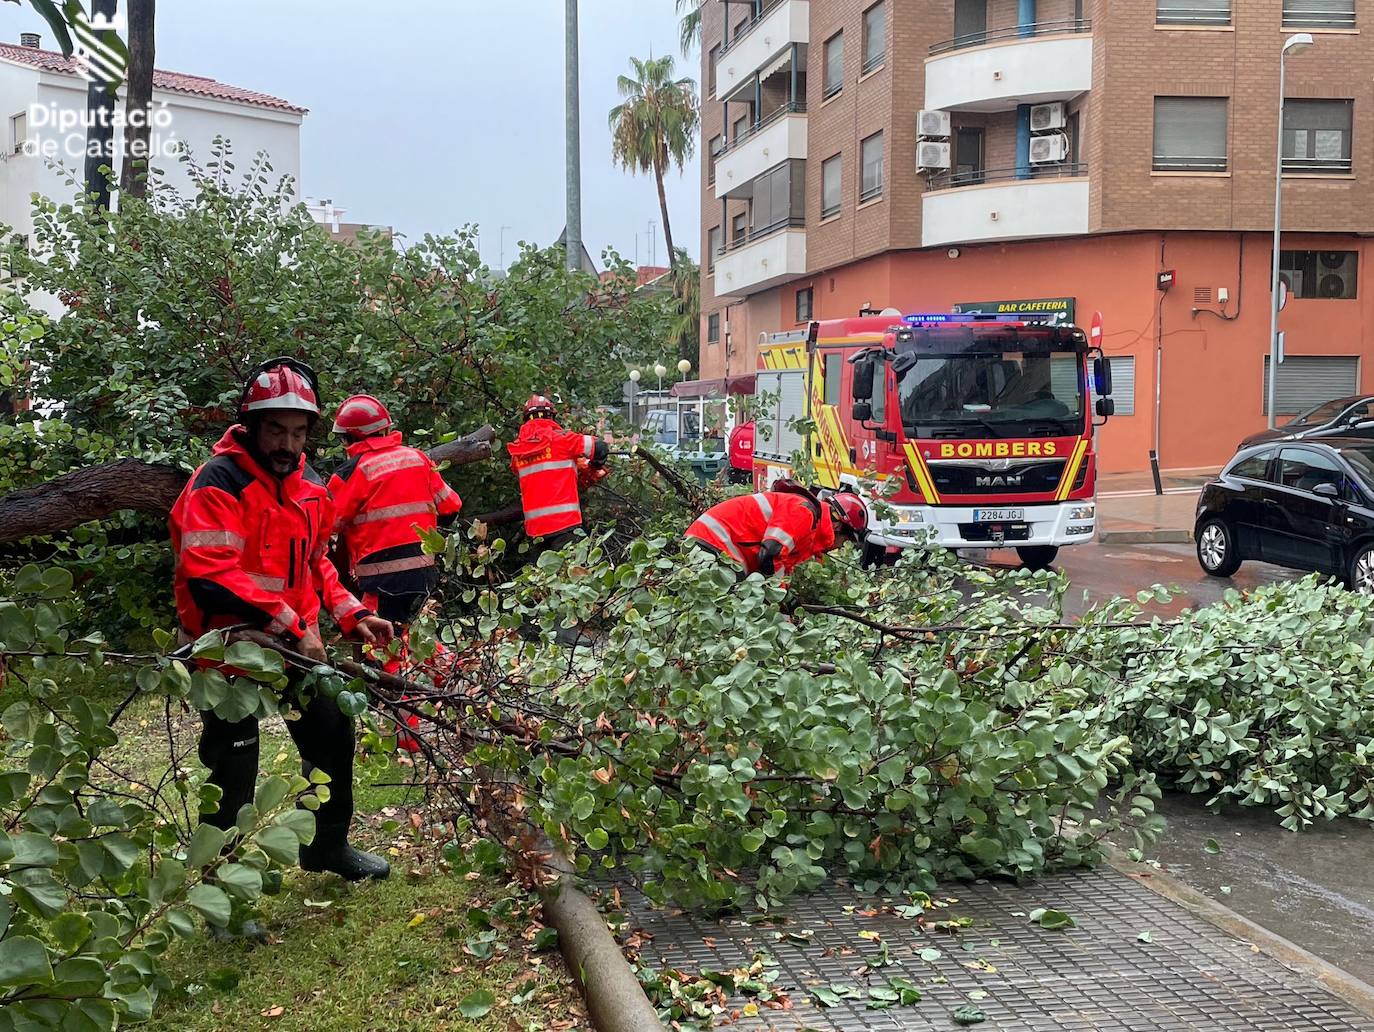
{"left": 929, "top": 18, "right": 1091, "bottom": 56}
{"left": 1283, "top": 156, "right": 1354, "bottom": 174}
{"left": 926, "top": 162, "right": 1088, "bottom": 190}
{"left": 719, "top": 0, "right": 788, "bottom": 57}
{"left": 716, "top": 214, "right": 806, "bottom": 257}
{"left": 1152, "top": 154, "right": 1226, "bottom": 173}
{"left": 716, "top": 101, "right": 807, "bottom": 158}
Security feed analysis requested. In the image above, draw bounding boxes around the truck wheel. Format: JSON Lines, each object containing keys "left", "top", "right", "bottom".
{"left": 1196, "top": 518, "right": 1241, "bottom": 577}
{"left": 1016, "top": 546, "right": 1059, "bottom": 571}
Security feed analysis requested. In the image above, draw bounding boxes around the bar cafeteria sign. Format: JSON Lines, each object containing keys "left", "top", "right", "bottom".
{"left": 952, "top": 297, "right": 1075, "bottom": 326}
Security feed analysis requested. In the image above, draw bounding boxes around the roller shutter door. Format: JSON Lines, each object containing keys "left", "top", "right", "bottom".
{"left": 1262, "top": 356, "right": 1359, "bottom": 415}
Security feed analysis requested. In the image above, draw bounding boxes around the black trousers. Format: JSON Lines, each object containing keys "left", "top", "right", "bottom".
{"left": 198, "top": 680, "right": 356, "bottom": 847}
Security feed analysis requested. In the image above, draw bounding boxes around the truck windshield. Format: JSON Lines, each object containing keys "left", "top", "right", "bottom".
{"left": 899, "top": 350, "right": 1084, "bottom": 437}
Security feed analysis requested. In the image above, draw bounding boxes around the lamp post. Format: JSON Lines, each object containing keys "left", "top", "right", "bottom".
{"left": 629, "top": 369, "right": 640, "bottom": 427}
{"left": 654, "top": 362, "right": 667, "bottom": 395}
{"left": 1268, "top": 32, "right": 1314, "bottom": 429}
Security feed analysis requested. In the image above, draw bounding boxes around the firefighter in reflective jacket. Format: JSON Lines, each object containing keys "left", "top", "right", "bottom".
{"left": 507, "top": 395, "right": 609, "bottom": 546}
{"left": 327, "top": 394, "right": 463, "bottom": 624}
{"left": 169, "top": 358, "right": 395, "bottom": 886}
{"left": 685, "top": 483, "right": 869, "bottom": 576}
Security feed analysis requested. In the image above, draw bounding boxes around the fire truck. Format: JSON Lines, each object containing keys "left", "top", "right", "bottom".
{"left": 753, "top": 311, "right": 1115, "bottom": 568}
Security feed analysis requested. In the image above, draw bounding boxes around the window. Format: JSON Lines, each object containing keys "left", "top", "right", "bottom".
{"left": 823, "top": 32, "right": 844, "bottom": 98}
{"left": 1280, "top": 250, "right": 1357, "bottom": 299}
{"left": 954, "top": 127, "right": 984, "bottom": 185}
{"left": 824, "top": 353, "right": 843, "bottom": 406}
{"left": 1277, "top": 448, "right": 1347, "bottom": 495}
{"left": 10, "top": 113, "right": 25, "bottom": 155}
{"left": 796, "top": 287, "right": 814, "bottom": 322}
{"left": 751, "top": 160, "right": 805, "bottom": 234}
{"left": 1283, "top": 99, "right": 1352, "bottom": 174}
{"left": 1156, "top": 0, "right": 1231, "bottom": 26}
{"left": 862, "top": 3, "right": 886, "bottom": 73}
{"left": 708, "top": 45, "right": 720, "bottom": 97}
{"left": 860, "top": 132, "right": 884, "bottom": 202}
{"left": 732, "top": 211, "right": 748, "bottom": 243}
{"left": 707, "top": 313, "right": 721, "bottom": 344}
{"left": 708, "top": 135, "right": 722, "bottom": 184}
{"left": 1152, "top": 96, "right": 1228, "bottom": 172}
{"left": 1095, "top": 356, "right": 1136, "bottom": 416}
{"left": 707, "top": 226, "right": 722, "bottom": 272}
{"left": 1227, "top": 450, "right": 1272, "bottom": 481}
{"left": 1283, "top": 0, "right": 1354, "bottom": 29}
{"left": 821, "top": 154, "right": 842, "bottom": 218}
{"left": 733, "top": 113, "right": 750, "bottom": 143}
{"left": 954, "top": 0, "right": 988, "bottom": 46}
{"left": 1263, "top": 355, "right": 1360, "bottom": 415}
{"left": 1067, "top": 111, "right": 1081, "bottom": 167}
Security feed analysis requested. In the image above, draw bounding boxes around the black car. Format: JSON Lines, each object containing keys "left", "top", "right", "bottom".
{"left": 1238, "top": 395, "right": 1374, "bottom": 449}
{"left": 1195, "top": 437, "right": 1374, "bottom": 591}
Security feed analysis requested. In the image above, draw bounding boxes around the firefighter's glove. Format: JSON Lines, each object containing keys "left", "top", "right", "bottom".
{"left": 758, "top": 540, "right": 782, "bottom": 578}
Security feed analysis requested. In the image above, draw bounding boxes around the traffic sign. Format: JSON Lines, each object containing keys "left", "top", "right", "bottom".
{"left": 1089, "top": 311, "right": 1104, "bottom": 348}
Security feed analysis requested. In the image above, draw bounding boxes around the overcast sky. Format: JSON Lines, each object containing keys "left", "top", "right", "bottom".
{"left": 3, "top": 0, "right": 702, "bottom": 269}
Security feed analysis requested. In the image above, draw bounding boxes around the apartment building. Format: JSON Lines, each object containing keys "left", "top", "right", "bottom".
{"left": 698, "top": 0, "right": 1374, "bottom": 473}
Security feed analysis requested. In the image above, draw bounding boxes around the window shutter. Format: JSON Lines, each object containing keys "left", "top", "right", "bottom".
{"left": 1153, "top": 97, "right": 1228, "bottom": 171}
{"left": 1262, "top": 356, "right": 1359, "bottom": 415}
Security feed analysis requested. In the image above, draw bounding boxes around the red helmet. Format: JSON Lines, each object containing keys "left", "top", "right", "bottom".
{"left": 239, "top": 357, "right": 320, "bottom": 420}
{"left": 332, "top": 394, "right": 393, "bottom": 437}
{"left": 827, "top": 490, "right": 869, "bottom": 539}
{"left": 524, "top": 395, "right": 557, "bottom": 421}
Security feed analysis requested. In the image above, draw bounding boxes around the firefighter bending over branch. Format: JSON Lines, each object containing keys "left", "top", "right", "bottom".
{"left": 686, "top": 481, "right": 869, "bottom": 577}
{"left": 508, "top": 394, "right": 609, "bottom": 548}
{"left": 327, "top": 394, "right": 463, "bottom": 625}
{"left": 169, "top": 358, "right": 395, "bottom": 886}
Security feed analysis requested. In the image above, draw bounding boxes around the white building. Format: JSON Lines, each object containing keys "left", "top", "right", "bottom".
{"left": 0, "top": 33, "right": 306, "bottom": 245}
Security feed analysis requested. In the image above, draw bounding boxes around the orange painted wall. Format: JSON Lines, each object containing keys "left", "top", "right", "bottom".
{"left": 766, "top": 232, "right": 1374, "bottom": 474}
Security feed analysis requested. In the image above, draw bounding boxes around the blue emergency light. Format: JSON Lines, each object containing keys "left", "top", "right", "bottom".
{"left": 902, "top": 312, "right": 1024, "bottom": 325}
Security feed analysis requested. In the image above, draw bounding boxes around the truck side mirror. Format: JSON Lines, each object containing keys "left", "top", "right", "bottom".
{"left": 851, "top": 357, "right": 874, "bottom": 402}
{"left": 1095, "top": 397, "right": 1116, "bottom": 418}
{"left": 852, "top": 401, "right": 873, "bottom": 423}
{"left": 1093, "top": 356, "right": 1113, "bottom": 397}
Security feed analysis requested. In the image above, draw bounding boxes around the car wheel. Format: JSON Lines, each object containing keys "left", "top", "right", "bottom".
{"left": 1016, "top": 546, "right": 1059, "bottom": 571}
{"left": 1348, "top": 544, "right": 1374, "bottom": 594}
{"left": 1196, "top": 518, "right": 1241, "bottom": 577}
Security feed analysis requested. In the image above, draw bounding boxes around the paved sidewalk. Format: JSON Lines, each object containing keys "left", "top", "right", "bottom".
{"left": 1096, "top": 467, "right": 1218, "bottom": 545}
{"left": 625, "top": 864, "right": 1373, "bottom": 1030}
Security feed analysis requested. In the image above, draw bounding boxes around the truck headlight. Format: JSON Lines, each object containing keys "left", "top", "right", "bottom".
{"left": 1069, "top": 505, "right": 1096, "bottom": 521}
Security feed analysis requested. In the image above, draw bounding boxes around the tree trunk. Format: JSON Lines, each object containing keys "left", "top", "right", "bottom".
{"left": 0, "top": 425, "right": 497, "bottom": 546}
{"left": 654, "top": 154, "right": 676, "bottom": 270}
{"left": 83, "top": 0, "right": 120, "bottom": 210}
{"left": 119, "top": 0, "right": 155, "bottom": 200}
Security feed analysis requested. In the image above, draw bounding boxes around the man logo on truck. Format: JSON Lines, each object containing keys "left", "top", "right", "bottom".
{"left": 976, "top": 474, "right": 1024, "bottom": 488}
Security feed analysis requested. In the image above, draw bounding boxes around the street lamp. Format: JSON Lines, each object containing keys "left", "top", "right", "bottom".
{"left": 677, "top": 359, "right": 692, "bottom": 378}
{"left": 654, "top": 362, "right": 667, "bottom": 394}
{"left": 1268, "top": 32, "right": 1315, "bottom": 429}
{"left": 629, "top": 368, "right": 641, "bottom": 427}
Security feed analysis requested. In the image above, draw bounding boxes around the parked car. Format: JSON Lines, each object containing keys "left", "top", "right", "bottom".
{"left": 1195, "top": 437, "right": 1374, "bottom": 591}
{"left": 1238, "top": 395, "right": 1374, "bottom": 449}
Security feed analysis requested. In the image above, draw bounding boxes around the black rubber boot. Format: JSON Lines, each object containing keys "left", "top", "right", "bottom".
{"left": 299, "top": 822, "right": 390, "bottom": 881}
{"left": 208, "top": 919, "right": 268, "bottom": 944}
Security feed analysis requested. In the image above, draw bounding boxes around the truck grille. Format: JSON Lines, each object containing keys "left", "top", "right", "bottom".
{"left": 928, "top": 460, "right": 1066, "bottom": 496}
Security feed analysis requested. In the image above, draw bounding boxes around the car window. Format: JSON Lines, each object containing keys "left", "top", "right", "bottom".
{"left": 1278, "top": 448, "right": 1347, "bottom": 496}
{"left": 1341, "top": 401, "right": 1373, "bottom": 423}
{"left": 1227, "top": 452, "right": 1271, "bottom": 481}
{"left": 1288, "top": 399, "right": 1347, "bottom": 428}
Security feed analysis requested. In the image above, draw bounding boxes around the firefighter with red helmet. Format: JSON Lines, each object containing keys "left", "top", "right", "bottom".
{"left": 169, "top": 358, "right": 395, "bottom": 886}
{"left": 327, "top": 394, "right": 462, "bottom": 624}
{"left": 685, "top": 482, "right": 869, "bottom": 577}
{"left": 507, "top": 395, "right": 609, "bottom": 547}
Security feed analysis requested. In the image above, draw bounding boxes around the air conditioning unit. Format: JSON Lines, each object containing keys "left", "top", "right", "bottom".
{"left": 918, "top": 109, "right": 951, "bottom": 138}
{"left": 1030, "top": 102, "right": 1067, "bottom": 131}
{"left": 918, "top": 141, "right": 951, "bottom": 171}
{"left": 1029, "top": 132, "right": 1068, "bottom": 164}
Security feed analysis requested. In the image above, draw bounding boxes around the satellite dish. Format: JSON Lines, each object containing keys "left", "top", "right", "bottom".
{"left": 880, "top": 307, "right": 903, "bottom": 317}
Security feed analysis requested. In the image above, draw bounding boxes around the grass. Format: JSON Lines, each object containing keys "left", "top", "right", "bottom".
{"left": 99, "top": 695, "right": 586, "bottom": 1032}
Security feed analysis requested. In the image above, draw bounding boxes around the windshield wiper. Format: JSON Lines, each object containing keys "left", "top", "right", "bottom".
{"left": 907, "top": 419, "right": 1003, "bottom": 440}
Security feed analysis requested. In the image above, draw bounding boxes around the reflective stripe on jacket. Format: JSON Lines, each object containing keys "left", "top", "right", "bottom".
{"left": 327, "top": 432, "right": 462, "bottom": 585}
{"left": 684, "top": 491, "right": 836, "bottom": 575}
{"left": 507, "top": 418, "right": 599, "bottom": 537}
{"left": 169, "top": 426, "right": 369, "bottom": 642}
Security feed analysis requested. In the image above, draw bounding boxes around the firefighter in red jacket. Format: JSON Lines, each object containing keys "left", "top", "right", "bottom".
{"left": 685, "top": 483, "right": 869, "bottom": 577}
{"left": 169, "top": 358, "right": 395, "bottom": 884}
{"left": 507, "top": 395, "right": 609, "bottom": 547}
{"left": 327, "top": 394, "right": 463, "bottom": 624}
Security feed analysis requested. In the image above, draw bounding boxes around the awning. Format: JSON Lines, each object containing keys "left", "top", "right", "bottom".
{"left": 671, "top": 375, "right": 756, "bottom": 399}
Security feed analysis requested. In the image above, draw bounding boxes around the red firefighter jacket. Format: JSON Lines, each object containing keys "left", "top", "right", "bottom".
{"left": 685, "top": 490, "right": 836, "bottom": 575}
{"left": 170, "top": 427, "right": 370, "bottom": 643}
{"left": 327, "top": 432, "right": 462, "bottom": 583}
{"left": 507, "top": 418, "right": 605, "bottom": 537}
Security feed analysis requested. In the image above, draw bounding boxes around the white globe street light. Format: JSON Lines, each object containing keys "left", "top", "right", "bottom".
{"left": 653, "top": 363, "right": 667, "bottom": 394}
{"left": 628, "top": 368, "right": 641, "bottom": 426}
{"left": 677, "top": 359, "right": 692, "bottom": 376}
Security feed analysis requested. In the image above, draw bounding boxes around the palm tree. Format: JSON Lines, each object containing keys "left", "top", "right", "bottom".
{"left": 676, "top": 0, "right": 702, "bottom": 56}
{"left": 666, "top": 247, "right": 699, "bottom": 365}
{"left": 608, "top": 55, "right": 699, "bottom": 272}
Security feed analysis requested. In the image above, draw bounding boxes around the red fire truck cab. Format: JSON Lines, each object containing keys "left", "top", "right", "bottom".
{"left": 754, "top": 311, "right": 1115, "bottom": 568}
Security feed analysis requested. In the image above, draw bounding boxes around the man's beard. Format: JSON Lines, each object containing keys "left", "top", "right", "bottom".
{"left": 266, "top": 450, "right": 300, "bottom": 475}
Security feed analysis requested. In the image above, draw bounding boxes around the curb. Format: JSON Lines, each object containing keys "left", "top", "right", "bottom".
{"left": 1106, "top": 853, "right": 1374, "bottom": 1020}
{"left": 1098, "top": 529, "right": 1194, "bottom": 545}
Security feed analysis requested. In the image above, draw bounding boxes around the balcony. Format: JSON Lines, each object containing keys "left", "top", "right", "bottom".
{"left": 718, "top": 0, "right": 809, "bottom": 101}
{"left": 925, "top": 20, "right": 1093, "bottom": 112}
{"left": 715, "top": 103, "right": 808, "bottom": 199}
{"left": 715, "top": 218, "right": 807, "bottom": 297}
{"left": 921, "top": 166, "right": 1090, "bottom": 247}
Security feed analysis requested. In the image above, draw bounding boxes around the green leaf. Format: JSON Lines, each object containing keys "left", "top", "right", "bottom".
{"left": 255, "top": 825, "right": 301, "bottom": 866}
{"left": 1137, "top": 930, "right": 1153, "bottom": 943}
{"left": 0, "top": 936, "right": 53, "bottom": 988}
{"left": 533, "top": 927, "right": 559, "bottom": 952}
{"left": 953, "top": 1005, "right": 987, "bottom": 1025}
{"left": 185, "top": 823, "right": 226, "bottom": 870}
{"left": 919, "top": 947, "right": 942, "bottom": 962}
{"left": 457, "top": 989, "right": 496, "bottom": 1018}
{"left": 1204, "top": 838, "right": 1222, "bottom": 855}
{"left": 216, "top": 862, "right": 263, "bottom": 899}
{"left": 187, "top": 884, "right": 232, "bottom": 927}
{"left": 584, "top": 827, "right": 609, "bottom": 851}
{"left": 1036, "top": 909, "right": 1076, "bottom": 931}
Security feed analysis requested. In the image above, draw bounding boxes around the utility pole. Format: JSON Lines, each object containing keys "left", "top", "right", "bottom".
{"left": 499, "top": 225, "right": 512, "bottom": 272}
{"left": 565, "top": 0, "right": 582, "bottom": 273}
